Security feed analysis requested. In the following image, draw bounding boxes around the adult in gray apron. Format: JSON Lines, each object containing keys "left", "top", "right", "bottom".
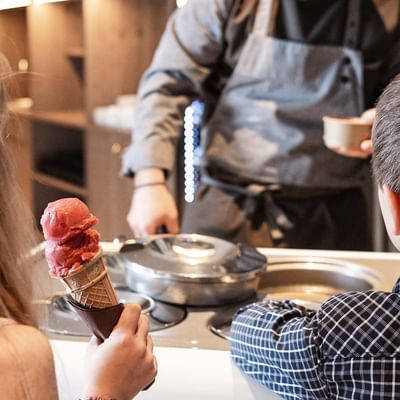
{"left": 182, "top": 0, "right": 372, "bottom": 250}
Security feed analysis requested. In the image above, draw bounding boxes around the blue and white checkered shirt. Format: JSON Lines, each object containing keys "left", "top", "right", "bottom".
{"left": 231, "top": 278, "right": 400, "bottom": 399}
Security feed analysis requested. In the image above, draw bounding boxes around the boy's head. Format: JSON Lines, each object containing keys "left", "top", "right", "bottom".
{"left": 373, "top": 73, "right": 400, "bottom": 250}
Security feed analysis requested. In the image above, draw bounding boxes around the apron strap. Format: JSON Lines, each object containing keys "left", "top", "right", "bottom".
{"left": 253, "top": 0, "right": 280, "bottom": 36}
{"left": 201, "top": 174, "right": 294, "bottom": 242}
{"left": 344, "top": 0, "right": 361, "bottom": 49}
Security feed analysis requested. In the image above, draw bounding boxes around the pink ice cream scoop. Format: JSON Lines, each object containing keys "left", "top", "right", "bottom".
{"left": 40, "top": 198, "right": 100, "bottom": 277}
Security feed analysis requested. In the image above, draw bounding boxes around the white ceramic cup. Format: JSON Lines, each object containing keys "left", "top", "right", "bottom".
{"left": 322, "top": 116, "right": 371, "bottom": 151}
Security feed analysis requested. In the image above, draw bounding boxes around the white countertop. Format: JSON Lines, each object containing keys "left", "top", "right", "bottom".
{"left": 51, "top": 340, "right": 281, "bottom": 400}
{"left": 48, "top": 248, "right": 400, "bottom": 400}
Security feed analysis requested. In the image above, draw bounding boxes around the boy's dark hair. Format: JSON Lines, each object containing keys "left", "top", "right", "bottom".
{"left": 373, "top": 73, "right": 400, "bottom": 193}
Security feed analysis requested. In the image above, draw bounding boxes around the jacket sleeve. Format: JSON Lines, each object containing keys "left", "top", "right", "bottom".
{"left": 230, "top": 299, "right": 327, "bottom": 400}
{"left": 122, "top": 0, "right": 235, "bottom": 177}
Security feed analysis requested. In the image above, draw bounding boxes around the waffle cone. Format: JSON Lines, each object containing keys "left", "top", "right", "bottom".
{"left": 61, "top": 250, "right": 118, "bottom": 309}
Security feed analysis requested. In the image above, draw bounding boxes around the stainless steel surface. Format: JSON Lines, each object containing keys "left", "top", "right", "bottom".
{"left": 158, "top": 249, "right": 400, "bottom": 349}
{"left": 33, "top": 242, "right": 400, "bottom": 352}
{"left": 207, "top": 256, "right": 381, "bottom": 341}
{"left": 35, "top": 289, "right": 186, "bottom": 337}
{"left": 259, "top": 257, "right": 380, "bottom": 305}
{"left": 120, "top": 234, "right": 267, "bottom": 306}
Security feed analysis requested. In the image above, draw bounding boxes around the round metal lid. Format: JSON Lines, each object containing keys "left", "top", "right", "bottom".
{"left": 119, "top": 234, "right": 267, "bottom": 283}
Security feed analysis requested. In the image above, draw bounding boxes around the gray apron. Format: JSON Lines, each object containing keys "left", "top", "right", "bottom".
{"left": 182, "top": 0, "right": 372, "bottom": 248}
{"left": 202, "top": 0, "right": 368, "bottom": 189}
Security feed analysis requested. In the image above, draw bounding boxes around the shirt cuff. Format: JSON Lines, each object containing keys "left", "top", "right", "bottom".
{"left": 121, "top": 138, "right": 176, "bottom": 178}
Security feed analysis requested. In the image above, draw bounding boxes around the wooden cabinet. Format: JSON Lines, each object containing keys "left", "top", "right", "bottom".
{"left": 86, "top": 124, "right": 133, "bottom": 240}
{"left": 1, "top": 0, "right": 175, "bottom": 239}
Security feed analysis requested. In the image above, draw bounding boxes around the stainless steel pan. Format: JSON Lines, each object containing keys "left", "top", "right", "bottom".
{"left": 117, "top": 234, "right": 267, "bottom": 306}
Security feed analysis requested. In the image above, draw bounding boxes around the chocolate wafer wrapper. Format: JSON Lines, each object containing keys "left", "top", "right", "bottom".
{"left": 67, "top": 297, "right": 124, "bottom": 341}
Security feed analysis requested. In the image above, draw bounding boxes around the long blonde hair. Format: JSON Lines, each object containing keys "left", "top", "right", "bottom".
{"left": 0, "top": 54, "right": 38, "bottom": 326}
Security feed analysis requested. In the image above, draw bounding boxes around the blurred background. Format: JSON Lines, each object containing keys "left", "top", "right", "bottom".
{"left": 0, "top": 0, "right": 390, "bottom": 251}
{"left": 2, "top": 0, "right": 183, "bottom": 240}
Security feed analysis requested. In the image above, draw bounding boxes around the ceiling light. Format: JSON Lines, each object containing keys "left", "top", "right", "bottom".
{"left": 0, "top": 0, "right": 31, "bottom": 10}
{"left": 33, "top": 0, "right": 69, "bottom": 5}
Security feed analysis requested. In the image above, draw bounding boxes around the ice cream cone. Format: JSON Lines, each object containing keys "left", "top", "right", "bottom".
{"left": 61, "top": 250, "right": 118, "bottom": 309}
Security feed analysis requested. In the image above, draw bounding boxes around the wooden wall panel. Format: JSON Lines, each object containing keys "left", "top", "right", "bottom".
{"left": 27, "top": 1, "right": 84, "bottom": 111}
{"left": 0, "top": 8, "right": 29, "bottom": 98}
{"left": 1, "top": 0, "right": 178, "bottom": 240}
{"left": 86, "top": 125, "right": 133, "bottom": 239}
{"left": 84, "top": 0, "right": 175, "bottom": 111}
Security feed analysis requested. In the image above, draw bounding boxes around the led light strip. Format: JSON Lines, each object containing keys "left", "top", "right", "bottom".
{"left": 183, "top": 104, "right": 196, "bottom": 203}
{"left": 176, "top": 0, "right": 188, "bottom": 8}
{"left": 183, "top": 101, "right": 203, "bottom": 203}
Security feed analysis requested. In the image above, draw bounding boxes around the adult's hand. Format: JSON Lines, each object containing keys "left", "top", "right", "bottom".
{"left": 329, "top": 108, "right": 375, "bottom": 159}
{"left": 127, "top": 183, "right": 180, "bottom": 237}
{"left": 81, "top": 304, "right": 157, "bottom": 400}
